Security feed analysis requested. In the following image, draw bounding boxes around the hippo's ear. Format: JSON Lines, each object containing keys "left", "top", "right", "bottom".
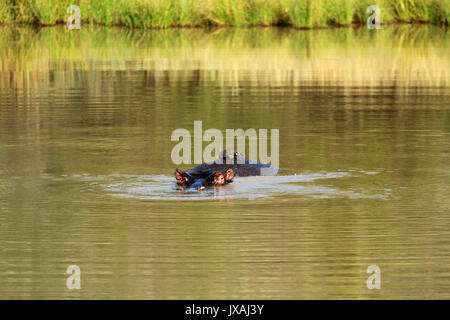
{"left": 224, "top": 169, "right": 234, "bottom": 181}
{"left": 175, "top": 169, "right": 185, "bottom": 181}
{"left": 213, "top": 172, "right": 224, "bottom": 185}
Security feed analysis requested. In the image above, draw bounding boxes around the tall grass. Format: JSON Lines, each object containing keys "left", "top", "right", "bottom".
{"left": 431, "top": 0, "right": 450, "bottom": 25}
{"left": 283, "top": 0, "right": 327, "bottom": 28}
{"left": 208, "top": 0, "right": 281, "bottom": 27}
{"left": 392, "top": 0, "right": 431, "bottom": 22}
{"left": 353, "top": 0, "right": 395, "bottom": 24}
{"left": 0, "top": 0, "right": 449, "bottom": 28}
{"left": 0, "top": 1, "right": 13, "bottom": 24}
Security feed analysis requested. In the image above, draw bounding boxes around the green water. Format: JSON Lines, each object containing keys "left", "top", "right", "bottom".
{"left": 0, "top": 25, "right": 449, "bottom": 299}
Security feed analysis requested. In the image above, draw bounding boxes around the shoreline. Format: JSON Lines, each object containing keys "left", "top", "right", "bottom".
{"left": 0, "top": 20, "right": 446, "bottom": 31}
{"left": 1, "top": 0, "right": 448, "bottom": 30}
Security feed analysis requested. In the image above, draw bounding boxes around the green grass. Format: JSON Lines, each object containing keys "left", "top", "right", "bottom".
{"left": 0, "top": 1, "right": 12, "bottom": 24}
{"left": 0, "top": 0, "right": 448, "bottom": 28}
{"left": 209, "top": 0, "right": 281, "bottom": 27}
{"left": 353, "top": 0, "right": 395, "bottom": 24}
{"left": 283, "top": 0, "right": 327, "bottom": 28}
{"left": 326, "top": 0, "right": 356, "bottom": 26}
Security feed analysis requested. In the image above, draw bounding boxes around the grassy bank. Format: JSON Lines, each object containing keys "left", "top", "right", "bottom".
{"left": 0, "top": 0, "right": 449, "bottom": 28}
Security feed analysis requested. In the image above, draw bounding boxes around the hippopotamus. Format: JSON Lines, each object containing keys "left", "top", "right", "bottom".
{"left": 175, "top": 168, "right": 234, "bottom": 191}
{"left": 187, "top": 148, "right": 279, "bottom": 177}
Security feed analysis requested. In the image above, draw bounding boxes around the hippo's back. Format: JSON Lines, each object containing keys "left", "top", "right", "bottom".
{"left": 187, "top": 155, "right": 278, "bottom": 177}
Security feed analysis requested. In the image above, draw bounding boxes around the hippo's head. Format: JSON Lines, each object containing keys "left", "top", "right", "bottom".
{"left": 213, "top": 172, "right": 225, "bottom": 185}
{"left": 213, "top": 169, "right": 234, "bottom": 186}
{"left": 224, "top": 168, "right": 234, "bottom": 182}
{"left": 175, "top": 169, "right": 195, "bottom": 189}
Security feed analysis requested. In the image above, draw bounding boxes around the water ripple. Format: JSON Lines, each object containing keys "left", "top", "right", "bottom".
{"left": 41, "top": 171, "right": 392, "bottom": 201}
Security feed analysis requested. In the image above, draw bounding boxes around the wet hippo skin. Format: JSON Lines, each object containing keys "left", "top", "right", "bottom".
{"left": 187, "top": 149, "right": 279, "bottom": 177}
{"left": 175, "top": 168, "right": 234, "bottom": 190}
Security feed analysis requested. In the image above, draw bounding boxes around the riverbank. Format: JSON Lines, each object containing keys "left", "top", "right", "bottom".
{"left": 0, "top": 0, "right": 449, "bottom": 28}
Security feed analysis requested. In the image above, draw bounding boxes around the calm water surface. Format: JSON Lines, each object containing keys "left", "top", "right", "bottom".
{"left": 0, "top": 26, "right": 449, "bottom": 299}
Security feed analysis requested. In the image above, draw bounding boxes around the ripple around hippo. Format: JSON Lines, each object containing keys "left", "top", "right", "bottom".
{"left": 41, "top": 170, "right": 392, "bottom": 201}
